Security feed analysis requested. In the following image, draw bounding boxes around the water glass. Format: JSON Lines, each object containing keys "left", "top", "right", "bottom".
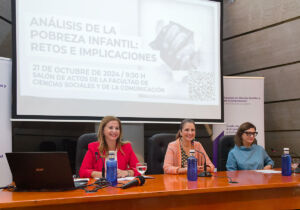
{"left": 136, "top": 163, "right": 147, "bottom": 176}
{"left": 292, "top": 158, "right": 300, "bottom": 172}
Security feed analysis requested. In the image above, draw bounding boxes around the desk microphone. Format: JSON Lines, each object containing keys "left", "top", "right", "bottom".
{"left": 121, "top": 176, "right": 145, "bottom": 189}
{"left": 192, "top": 140, "right": 212, "bottom": 177}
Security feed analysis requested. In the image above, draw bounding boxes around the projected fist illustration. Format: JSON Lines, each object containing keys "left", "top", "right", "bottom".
{"left": 150, "top": 21, "right": 201, "bottom": 71}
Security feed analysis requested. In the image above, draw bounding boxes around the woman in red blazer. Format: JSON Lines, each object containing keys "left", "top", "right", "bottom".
{"left": 79, "top": 116, "right": 140, "bottom": 178}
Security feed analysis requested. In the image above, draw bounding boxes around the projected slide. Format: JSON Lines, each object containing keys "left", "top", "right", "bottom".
{"left": 14, "top": 0, "right": 222, "bottom": 121}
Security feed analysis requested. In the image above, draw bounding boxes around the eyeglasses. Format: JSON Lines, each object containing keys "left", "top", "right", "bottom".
{"left": 243, "top": 132, "right": 258, "bottom": 137}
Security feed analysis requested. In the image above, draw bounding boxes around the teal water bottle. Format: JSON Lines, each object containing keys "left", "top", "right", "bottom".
{"left": 106, "top": 151, "right": 117, "bottom": 186}
{"left": 187, "top": 149, "right": 198, "bottom": 181}
{"left": 282, "top": 148, "right": 292, "bottom": 176}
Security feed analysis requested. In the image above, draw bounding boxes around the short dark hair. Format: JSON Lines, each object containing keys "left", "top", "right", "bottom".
{"left": 234, "top": 122, "right": 257, "bottom": 147}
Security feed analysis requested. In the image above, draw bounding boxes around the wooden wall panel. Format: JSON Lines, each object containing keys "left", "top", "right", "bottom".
{"left": 223, "top": 19, "right": 300, "bottom": 75}
{"left": 265, "top": 131, "right": 300, "bottom": 157}
{"left": 265, "top": 101, "right": 300, "bottom": 131}
{"left": 240, "top": 63, "right": 300, "bottom": 102}
{"left": 0, "top": 26, "right": 11, "bottom": 58}
{"left": 223, "top": 1, "right": 300, "bottom": 167}
{"left": 0, "top": 0, "right": 11, "bottom": 20}
{"left": 223, "top": 0, "right": 300, "bottom": 38}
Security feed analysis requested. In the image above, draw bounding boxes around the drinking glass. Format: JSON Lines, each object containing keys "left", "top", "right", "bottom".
{"left": 292, "top": 158, "right": 300, "bottom": 172}
{"left": 136, "top": 163, "right": 147, "bottom": 176}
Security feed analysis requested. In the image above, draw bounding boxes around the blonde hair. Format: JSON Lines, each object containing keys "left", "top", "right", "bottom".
{"left": 97, "top": 116, "right": 127, "bottom": 156}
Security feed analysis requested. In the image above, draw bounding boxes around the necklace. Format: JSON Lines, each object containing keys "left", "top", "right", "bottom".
{"left": 180, "top": 138, "right": 191, "bottom": 154}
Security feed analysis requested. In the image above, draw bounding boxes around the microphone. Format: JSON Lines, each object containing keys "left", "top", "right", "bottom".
{"left": 191, "top": 140, "right": 212, "bottom": 177}
{"left": 121, "top": 176, "right": 145, "bottom": 189}
{"left": 95, "top": 152, "right": 105, "bottom": 178}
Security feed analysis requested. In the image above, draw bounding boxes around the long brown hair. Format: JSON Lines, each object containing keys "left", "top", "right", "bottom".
{"left": 175, "top": 119, "right": 196, "bottom": 139}
{"left": 97, "top": 116, "right": 127, "bottom": 156}
{"left": 235, "top": 122, "right": 257, "bottom": 147}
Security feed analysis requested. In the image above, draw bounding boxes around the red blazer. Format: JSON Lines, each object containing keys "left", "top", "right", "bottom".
{"left": 79, "top": 141, "right": 140, "bottom": 178}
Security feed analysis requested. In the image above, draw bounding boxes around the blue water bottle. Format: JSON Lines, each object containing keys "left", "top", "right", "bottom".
{"left": 187, "top": 149, "right": 198, "bottom": 181}
{"left": 282, "top": 148, "right": 292, "bottom": 176}
{"left": 106, "top": 151, "right": 117, "bottom": 186}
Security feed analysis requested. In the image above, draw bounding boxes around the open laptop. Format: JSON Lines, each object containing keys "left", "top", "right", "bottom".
{"left": 6, "top": 152, "right": 84, "bottom": 191}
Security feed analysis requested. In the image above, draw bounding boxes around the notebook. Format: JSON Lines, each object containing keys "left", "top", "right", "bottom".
{"left": 6, "top": 152, "right": 82, "bottom": 191}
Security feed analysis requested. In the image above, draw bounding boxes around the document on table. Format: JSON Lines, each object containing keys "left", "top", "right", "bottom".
{"left": 118, "top": 176, "right": 155, "bottom": 181}
{"left": 255, "top": 170, "right": 281, "bottom": 174}
{"left": 118, "top": 177, "right": 135, "bottom": 181}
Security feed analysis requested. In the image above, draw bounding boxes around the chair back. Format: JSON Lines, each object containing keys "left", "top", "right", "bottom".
{"left": 75, "top": 133, "right": 98, "bottom": 176}
{"left": 146, "top": 133, "right": 176, "bottom": 174}
{"left": 197, "top": 138, "right": 213, "bottom": 160}
{"left": 217, "top": 135, "right": 235, "bottom": 171}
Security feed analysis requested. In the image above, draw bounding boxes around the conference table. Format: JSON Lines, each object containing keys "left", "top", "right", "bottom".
{"left": 1, "top": 170, "right": 300, "bottom": 210}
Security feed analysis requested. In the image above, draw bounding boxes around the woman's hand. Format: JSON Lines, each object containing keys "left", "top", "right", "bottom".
{"left": 177, "top": 168, "right": 187, "bottom": 174}
{"left": 117, "top": 169, "right": 128, "bottom": 178}
{"left": 263, "top": 165, "right": 272, "bottom": 170}
{"left": 178, "top": 165, "right": 204, "bottom": 174}
{"left": 91, "top": 171, "right": 102, "bottom": 178}
{"left": 117, "top": 169, "right": 136, "bottom": 178}
{"left": 197, "top": 165, "right": 204, "bottom": 172}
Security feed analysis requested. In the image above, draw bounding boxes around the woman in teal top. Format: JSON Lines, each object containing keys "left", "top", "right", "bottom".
{"left": 226, "top": 122, "right": 274, "bottom": 171}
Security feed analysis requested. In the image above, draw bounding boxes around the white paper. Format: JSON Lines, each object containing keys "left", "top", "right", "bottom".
{"left": 255, "top": 170, "right": 281, "bottom": 174}
{"left": 118, "top": 177, "right": 135, "bottom": 181}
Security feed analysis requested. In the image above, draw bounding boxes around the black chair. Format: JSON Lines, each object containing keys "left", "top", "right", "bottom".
{"left": 62, "top": 139, "right": 77, "bottom": 174}
{"left": 197, "top": 138, "right": 213, "bottom": 161}
{"left": 146, "top": 133, "right": 176, "bottom": 174}
{"left": 39, "top": 141, "right": 57, "bottom": 151}
{"left": 75, "top": 133, "right": 98, "bottom": 176}
{"left": 217, "top": 135, "right": 235, "bottom": 171}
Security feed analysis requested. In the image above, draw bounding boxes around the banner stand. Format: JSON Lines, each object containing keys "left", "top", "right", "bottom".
{"left": 0, "top": 57, "right": 12, "bottom": 186}
{"left": 213, "top": 76, "right": 264, "bottom": 170}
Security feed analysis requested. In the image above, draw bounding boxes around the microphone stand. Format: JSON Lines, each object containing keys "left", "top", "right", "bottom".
{"left": 95, "top": 152, "right": 105, "bottom": 178}
{"left": 94, "top": 152, "right": 109, "bottom": 187}
{"left": 100, "top": 156, "right": 105, "bottom": 178}
{"left": 195, "top": 149, "right": 212, "bottom": 177}
{"left": 191, "top": 140, "right": 212, "bottom": 177}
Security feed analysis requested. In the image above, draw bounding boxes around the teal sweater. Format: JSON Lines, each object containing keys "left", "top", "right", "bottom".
{"left": 226, "top": 145, "right": 274, "bottom": 171}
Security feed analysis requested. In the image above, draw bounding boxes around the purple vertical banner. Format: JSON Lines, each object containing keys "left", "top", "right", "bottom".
{"left": 213, "top": 131, "right": 224, "bottom": 169}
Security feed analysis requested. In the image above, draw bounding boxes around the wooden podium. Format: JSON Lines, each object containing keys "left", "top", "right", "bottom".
{"left": 1, "top": 170, "right": 300, "bottom": 209}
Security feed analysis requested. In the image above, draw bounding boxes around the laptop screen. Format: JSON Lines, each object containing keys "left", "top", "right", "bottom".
{"left": 6, "top": 152, "right": 75, "bottom": 191}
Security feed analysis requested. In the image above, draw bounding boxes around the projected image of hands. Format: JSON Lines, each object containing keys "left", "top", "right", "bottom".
{"left": 149, "top": 20, "right": 215, "bottom": 102}
{"left": 150, "top": 21, "right": 201, "bottom": 71}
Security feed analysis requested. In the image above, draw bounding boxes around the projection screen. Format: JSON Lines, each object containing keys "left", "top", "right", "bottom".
{"left": 12, "top": 0, "right": 223, "bottom": 122}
